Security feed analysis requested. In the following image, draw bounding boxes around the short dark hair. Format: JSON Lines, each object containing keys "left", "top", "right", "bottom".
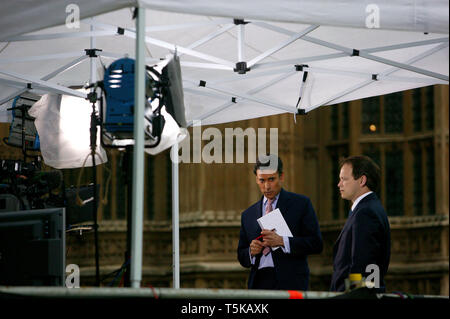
{"left": 253, "top": 154, "right": 283, "bottom": 175}
{"left": 340, "top": 155, "right": 380, "bottom": 192}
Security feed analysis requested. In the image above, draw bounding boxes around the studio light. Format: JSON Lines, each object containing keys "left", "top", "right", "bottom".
{"left": 100, "top": 54, "right": 187, "bottom": 155}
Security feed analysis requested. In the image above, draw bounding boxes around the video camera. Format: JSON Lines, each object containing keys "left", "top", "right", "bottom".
{"left": 0, "top": 159, "right": 62, "bottom": 211}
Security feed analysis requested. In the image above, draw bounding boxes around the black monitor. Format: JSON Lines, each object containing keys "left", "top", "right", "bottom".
{"left": 0, "top": 207, "right": 65, "bottom": 286}
{"left": 161, "top": 54, "right": 187, "bottom": 128}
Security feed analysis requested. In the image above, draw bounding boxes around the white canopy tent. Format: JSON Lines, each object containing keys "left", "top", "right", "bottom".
{"left": 0, "top": 0, "right": 448, "bottom": 289}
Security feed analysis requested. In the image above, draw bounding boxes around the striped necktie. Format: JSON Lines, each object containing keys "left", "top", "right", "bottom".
{"left": 262, "top": 199, "right": 274, "bottom": 256}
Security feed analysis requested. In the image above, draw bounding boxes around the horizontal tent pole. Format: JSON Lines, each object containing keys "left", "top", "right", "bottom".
{"left": 358, "top": 50, "right": 449, "bottom": 81}
{"left": 144, "top": 19, "right": 231, "bottom": 32}
{"left": 252, "top": 53, "right": 348, "bottom": 70}
{"left": 206, "top": 67, "right": 297, "bottom": 85}
{"left": 0, "top": 77, "right": 26, "bottom": 88}
{"left": 303, "top": 42, "right": 449, "bottom": 113}
{"left": 185, "top": 70, "right": 297, "bottom": 125}
{"left": 88, "top": 20, "right": 236, "bottom": 68}
{"left": 0, "top": 286, "right": 346, "bottom": 299}
{"left": 180, "top": 61, "right": 232, "bottom": 70}
{"left": 120, "top": 29, "right": 236, "bottom": 68}
{"left": 379, "top": 75, "right": 448, "bottom": 84}
{"left": 252, "top": 37, "right": 447, "bottom": 70}
{"left": 0, "top": 52, "right": 85, "bottom": 64}
{"left": 200, "top": 84, "right": 295, "bottom": 113}
{"left": 0, "top": 68, "right": 87, "bottom": 98}
{"left": 252, "top": 21, "right": 297, "bottom": 37}
{"left": 378, "top": 42, "right": 449, "bottom": 78}
{"left": 181, "top": 24, "right": 235, "bottom": 57}
{"left": 203, "top": 71, "right": 297, "bottom": 123}
{"left": 304, "top": 78, "right": 374, "bottom": 112}
{"left": 142, "top": 34, "right": 235, "bottom": 68}
{"left": 300, "top": 35, "right": 449, "bottom": 81}
{"left": 254, "top": 21, "right": 449, "bottom": 80}
{"left": 302, "top": 65, "right": 373, "bottom": 79}
{"left": 301, "top": 65, "right": 448, "bottom": 84}
{"left": 4, "top": 30, "right": 118, "bottom": 42}
{"left": 247, "top": 25, "right": 319, "bottom": 68}
{"left": 184, "top": 86, "right": 229, "bottom": 100}
{"left": 0, "top": 55, "right": 88, "bottom": 105}
{"left": 42, "top": 55, "right": 89, "bottom": 80}
{"left": 302, "top": 35, "right": 353, "bottom": 53}
{"left": 364, "top": 37, "right": 449, "bottom": 53}
{"left": 255, "top": 21, "right": 449, "bottom": 54}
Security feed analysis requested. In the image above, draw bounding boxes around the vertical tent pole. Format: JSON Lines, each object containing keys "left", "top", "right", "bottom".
{"left": 237, "top": 24, "right": 244, "bottom": 62}
{"left": 130, "top": 6, "right": 146, "bottom": 289}
{"left": 89, "top": 21, "right": 97, "bottom": 85}
{"left": 171, "top": 143, "right": 180, "bottom": 288}
{"left": 89, "top": 20, "right": 101, "bottom": 287}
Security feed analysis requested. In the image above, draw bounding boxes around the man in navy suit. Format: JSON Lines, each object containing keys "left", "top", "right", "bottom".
{"left": 330, "top": 155, "right": 391, "bottom": 292}
{"left": 237, "top": 154, "right": 323, "bottom": 290}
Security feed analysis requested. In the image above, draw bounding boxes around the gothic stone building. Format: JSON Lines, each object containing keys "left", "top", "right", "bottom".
{"left": 1, "top": 85, "right": 448, "bottom": 295}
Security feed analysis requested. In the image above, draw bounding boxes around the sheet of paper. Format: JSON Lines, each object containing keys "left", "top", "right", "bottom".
{"left": 257, "top": 208, "right": 292, "bottom": 250}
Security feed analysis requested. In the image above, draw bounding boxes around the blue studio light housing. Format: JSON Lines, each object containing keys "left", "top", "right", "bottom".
{"left": 103, "top": 57, "right": 136, "bottom": 134}
{"left": 101, "top": 55, "right": 186, "bottom": 149}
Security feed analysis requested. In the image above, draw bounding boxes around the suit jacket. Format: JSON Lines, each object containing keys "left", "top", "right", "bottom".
{"left": 237, "top": 188, "right": 323, "bottom": 290}
{"left": 330, "top": 193, "right": 391, "bottom": 292}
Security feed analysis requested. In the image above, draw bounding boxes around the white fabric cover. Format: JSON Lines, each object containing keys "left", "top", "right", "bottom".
{"left": 28, "top": 91, "right": 108, "bottom": 169}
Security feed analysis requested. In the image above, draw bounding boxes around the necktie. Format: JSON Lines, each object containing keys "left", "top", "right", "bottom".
{"left": 262, "top": 199, "right": 274, "bottom": 255}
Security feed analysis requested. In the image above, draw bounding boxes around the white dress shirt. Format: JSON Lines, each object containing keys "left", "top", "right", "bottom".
{"left": 351, "top": 191, "right": 373, "bottom": 212}
{"left": 249, "top": 194, "right": 291, "bottom": 269}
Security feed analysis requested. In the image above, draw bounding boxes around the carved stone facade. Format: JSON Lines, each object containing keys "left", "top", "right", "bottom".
{"left": 65, "top": 214, "right": 448, "bottom": 295}
{"left": 1, "top": 85, "right": 448, "bottom": 296}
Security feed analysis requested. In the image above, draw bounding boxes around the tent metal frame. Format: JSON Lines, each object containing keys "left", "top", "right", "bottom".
{"left": 1, "top": 18, "right": 447, "bottom": 121}
{"left": 0, "top": 11, "right": 448, "bottom": 289}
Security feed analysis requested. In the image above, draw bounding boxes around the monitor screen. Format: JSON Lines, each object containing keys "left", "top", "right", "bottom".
{"left": 0, "top": 207, "right": 65, "bottom": 286}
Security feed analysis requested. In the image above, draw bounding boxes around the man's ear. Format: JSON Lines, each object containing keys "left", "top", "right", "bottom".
{"left": 360, "top": 175, "right": 367, "bottom": 187}
{"left": 279, "top": 172, "right": 285, "bottom": 182}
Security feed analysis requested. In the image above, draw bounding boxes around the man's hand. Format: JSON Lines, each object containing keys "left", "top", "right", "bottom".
{"left": 250, "top": 239, "right": 264, "bottom": 256}
{"left": 261, "top": 229, "right": 284, "bottom": 248}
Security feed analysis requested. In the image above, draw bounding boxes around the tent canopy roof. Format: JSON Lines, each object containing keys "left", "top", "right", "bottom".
{"left": 1, "top": 0, "right": 448, "bottom": 42}
{"left": 0, "top": 1, "right": 448, "bottom": 125}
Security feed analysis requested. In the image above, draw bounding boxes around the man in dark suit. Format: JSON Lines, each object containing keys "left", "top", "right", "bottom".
{"left": 237, "top": 154, "right": 323, "bottom": 290}
{"left": 330, "top": 155, "right": 391, "bottom": 292}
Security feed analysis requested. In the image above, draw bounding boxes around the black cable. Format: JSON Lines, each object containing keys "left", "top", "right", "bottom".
{"left": 88, "top": 92, "right": 101, "bottom": 287}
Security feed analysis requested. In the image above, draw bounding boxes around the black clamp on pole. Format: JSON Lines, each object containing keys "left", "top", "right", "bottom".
{"left": 234, "top": 61, "right": 250, "bottom": 74}
{"left": 233, "top": 19, "right": 248, "bottom": 25}
{"left": 85, "top": 48, "right": 103, "bottom": 58}
{"left": 295, "top": 64, "right": 309, "bottom": 72}
{"left": 295, "top": 64, "right": 309, "bottom": 82}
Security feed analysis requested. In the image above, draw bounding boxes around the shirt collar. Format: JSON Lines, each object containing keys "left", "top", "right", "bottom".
{"left": 351, "top": 191, "right": 373, "bottom": 211}
{"left": 264, "top": 193, "right": 280, "bottom": 206}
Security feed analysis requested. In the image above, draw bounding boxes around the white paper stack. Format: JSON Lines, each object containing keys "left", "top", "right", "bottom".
{"left": 257, "top": 208, "right": 293, "bottom": 250}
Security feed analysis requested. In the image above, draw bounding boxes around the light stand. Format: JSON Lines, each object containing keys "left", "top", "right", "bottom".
{"left": 87, "top": 90, "right": 101, "bottom": 287}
